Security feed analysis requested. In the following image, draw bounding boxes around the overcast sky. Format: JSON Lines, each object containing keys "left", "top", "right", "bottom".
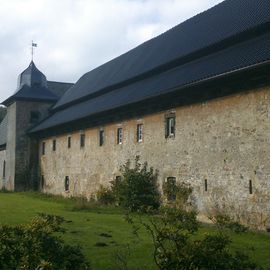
{"left": 0, "top": 0, "right": 223, "bottom": 102}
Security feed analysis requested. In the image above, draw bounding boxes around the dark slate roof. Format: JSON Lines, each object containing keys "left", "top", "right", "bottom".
{"left": 31, "top": 0, "right": 270, "bottom": 133}
{"left": 17, "top": 61, "right": 47, "bottom": 90}
{"left": 2, "top": 62, "right": 74, "bottom": 106}
{"left": 0, "top": 115, "right": 7, "bottom": 147}
{"left": 47, "top": 81, "right": 74, "bottom": 98}
{"left": 54, "top": 0, "right": 270, "bottom": 110}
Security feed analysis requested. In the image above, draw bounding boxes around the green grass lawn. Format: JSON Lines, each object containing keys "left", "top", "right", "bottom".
{"left": 0, "top": 192, "right": 269, "bottom": 270}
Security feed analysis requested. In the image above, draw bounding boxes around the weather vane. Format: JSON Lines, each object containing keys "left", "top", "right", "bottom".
{"left": 31, "top": 41, "right": 37, "bottom": 61}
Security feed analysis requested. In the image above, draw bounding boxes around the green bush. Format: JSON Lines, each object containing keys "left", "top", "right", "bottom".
{"left": 111, "top": 156, "right": 160, "bottom": 211}
{"left": 96, "top": 185, "right": 115, "bottom": 205}
{"left": 0, "top": 213, "right": 90, "bottom": 270}
{"left": 128, "top": 207, "right": 262, "bottom": 270}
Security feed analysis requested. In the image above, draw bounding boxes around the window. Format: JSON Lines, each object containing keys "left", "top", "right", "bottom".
{"left": 99, "top": 130, "right": 104, "bottom": 146}
{"left": 2, "top": 160, "right": 6, "bottom": 179}
{"left": 165, "top": 115, "right": 175, "bottom": 138}
{"left": 80, "top": 133, "right": 85, "bottom": 148}
{"left": 249, "top": 180, "right": 253, "bottom": 194}
{"left": 41, "top": 175, "right": 44, "bottom": 189}
{"left": 52, "top": 139, "right": 56, "bottom": 151}
{"left": 117, "top": 128, "right": 123, "bottom": 144}
{"left": 65, "top": 176, "right": 69, "bottom": 191}
{"left": 30, "top": 111, "right": 40, "bottom": 124}
{"left": 67, "top": 136, "right": 71, "bottom": 148}
{"left": 137, "top": 124, "right": 143, "bottom": 142}
{"left": 204, "top": 179, "right": 208, "bottom": 192}
{"left": 42, "top": 142, "right": 46, "bottom": 155}
{"left": 166, "top": 177, "right": 176, "bottom": 201}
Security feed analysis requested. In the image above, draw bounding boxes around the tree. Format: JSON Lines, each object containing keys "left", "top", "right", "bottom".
{"left": 111, "top": 156, "right": 160, "bottom": 211}
{"left": 0, "top": 213, "right": 90, "bottom": 270}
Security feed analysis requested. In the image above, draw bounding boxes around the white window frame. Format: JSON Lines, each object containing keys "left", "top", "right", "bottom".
{"left": 117, "top": 128, "right": 123, "bottom": 144}
{"left": 137, "top": 124, "right": 143, "bottom": 142}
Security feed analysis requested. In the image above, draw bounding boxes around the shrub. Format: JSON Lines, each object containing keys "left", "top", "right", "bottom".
{"left": 210, "top": 213, "right": 248, "bottom": 233}
{"left": 96, "top": 185, "right": 115, "bottom": 205}
{"left": 127, "top": 208, "right": 262, "bottom": 270}
{"left": 162, "top": 180, "right": 192, "bottom": 208}
{"left": 0, "top": 213, "right": 91, "bottom": 270}
{"left": 111, "top": 156, "right": 160, "bottom": 211}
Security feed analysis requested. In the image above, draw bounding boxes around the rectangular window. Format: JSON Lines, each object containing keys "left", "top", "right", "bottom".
{"left": 41, "top": 175, "right": 44, "bottom": 189}
{"left": 67, "top": 136, "right": 71, "bottom": 148}
{"left": 165, "top": 115, "right": 175, "bottom": 138}
{"left": 52, "top": 139, "right": 56, "bottom": 151}
{"left": 249, "top": 180, "right": 253, "bottom": 194}
{"left": 42, "top": 142, "right": 46, "bottom": 155}
{"left": 65, "top": 176, "right": 69, "bottom": 191}
{"left": 30, "top": 111, "right": 40, "bottom": 124}
{"left": 204, "top": 179, "right": 208, "bottom": 192}
{"left": 99, "top": 130, "right": 104, "bottom": 146}
{"left": 117, "top": 128, "right": 123, "bottom": 144}
{"left": 80, "top": 133, "right": 85, "bottom": 148}
{"left": 137, "top": 124, "right": 143, "bottom": 142}
{"left": 3, "top": 160, "right": 6, "bottom": 179}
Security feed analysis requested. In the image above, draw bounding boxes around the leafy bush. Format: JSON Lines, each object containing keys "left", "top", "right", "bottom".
{"left": 96, "top": 185, "right": 115, "bottom": 205}
{"left": 210, "top": 213, "right": 248, "bottom": 233}
{"left": 127, "top": 208, "right": 262, "bottom": 270}
{"left": 162, "top": 180, "right": 192, "bottom": 208}
{"left": 0, "top": 213, "right": 90, "bottom": 270}
{"left": 111, "top": 156, "right": 160, "bottom": 211}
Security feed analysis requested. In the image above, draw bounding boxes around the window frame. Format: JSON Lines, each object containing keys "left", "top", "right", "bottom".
{"left": 52, "top": 139, "right": 56, "bottom": 152}
{"left": 117, "top": 128, "right": 123, "bottom": 145}
{"left": 80, "top": 133, "right": 85, "bottom": 148}
{"left": 165, "top": 114, "right": 176, "bottom": 138}
{"left": 137, "top": 124, "right": 143, "bottom": 143}
{"left": 67, "top": 136, "right": 71, "bottom": 149}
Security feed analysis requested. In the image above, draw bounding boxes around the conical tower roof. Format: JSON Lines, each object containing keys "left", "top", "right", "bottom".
{"left": 17, "top": 61, "right": 47, "bottom": 90}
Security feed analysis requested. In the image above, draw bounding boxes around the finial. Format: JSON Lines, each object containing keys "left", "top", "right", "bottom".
{"left": 31, "top": 41, "right": 38, "bottom": 61}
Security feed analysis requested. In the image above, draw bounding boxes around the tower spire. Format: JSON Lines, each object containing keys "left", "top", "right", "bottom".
{"left": 31, "top": 41, "right": 37, "bottom": 61}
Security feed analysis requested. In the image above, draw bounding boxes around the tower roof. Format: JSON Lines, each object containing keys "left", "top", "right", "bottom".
{"left": 2, "top": 61, "right": 59, "bottom": 106}
{"left": 17, "top": 61, "right": 47, "bottom": 90}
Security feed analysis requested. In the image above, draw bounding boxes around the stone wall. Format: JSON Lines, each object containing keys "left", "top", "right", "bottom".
{"left": 39, "top": 86, "right": 270, "bottom": 229}
{"left": 0, "top": 149, "right": 6, "bottom": 189}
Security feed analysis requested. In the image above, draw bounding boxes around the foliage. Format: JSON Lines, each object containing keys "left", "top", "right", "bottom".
{"left": 162, "top": 180, "right": 192, "bottom": 208}
{"left": 111, "top": 156, "right": 160, "bottom": 211}
{"left": 96, "top": 185, "right": 115, "bottom": 205}
{"left": 0, "top": 213, "right": 90, "bottom": 270}
{"left": 127, "top": 207, "right": 262, "bottom": 270}
{"left": 210, "top": 213, "right": 248, "bottom": 233}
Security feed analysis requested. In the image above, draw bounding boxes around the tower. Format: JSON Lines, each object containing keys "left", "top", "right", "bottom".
{"left": 2, "top": 61, "right": 58, "bottom": 190}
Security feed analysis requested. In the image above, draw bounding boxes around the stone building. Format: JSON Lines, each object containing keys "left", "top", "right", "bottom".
{"left": 1, "top": 0, "right": 270, "bottom": 228}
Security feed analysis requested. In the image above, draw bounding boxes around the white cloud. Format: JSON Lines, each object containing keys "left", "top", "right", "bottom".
{"left": 0, "top": 0, "right": 223, "bottom": 101}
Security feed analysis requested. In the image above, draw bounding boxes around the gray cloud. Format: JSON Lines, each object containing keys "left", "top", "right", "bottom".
{"left": 0, "top": 0, "right": 223, "bottom": 102}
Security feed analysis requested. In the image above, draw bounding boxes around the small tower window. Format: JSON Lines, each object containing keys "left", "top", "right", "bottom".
{"left": 30, "top": 111, "right": 40, "bottom": 124}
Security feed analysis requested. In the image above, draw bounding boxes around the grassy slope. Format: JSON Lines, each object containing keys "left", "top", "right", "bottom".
{"left": 0, "top": 192, "right": 269, "bottom": 269}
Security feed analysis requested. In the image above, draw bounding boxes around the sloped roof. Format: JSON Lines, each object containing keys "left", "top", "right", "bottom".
{"left": 54, "top": 0, "right": 270, "bottom": 110}
{"left": 47, "top": 81, "right": 74, "bottom": 98}
{"left": 0, "top": 115, "right": 7, "bottom": 147}
{"left": 31, "top": 0, "right": 270, "bottom": 133}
